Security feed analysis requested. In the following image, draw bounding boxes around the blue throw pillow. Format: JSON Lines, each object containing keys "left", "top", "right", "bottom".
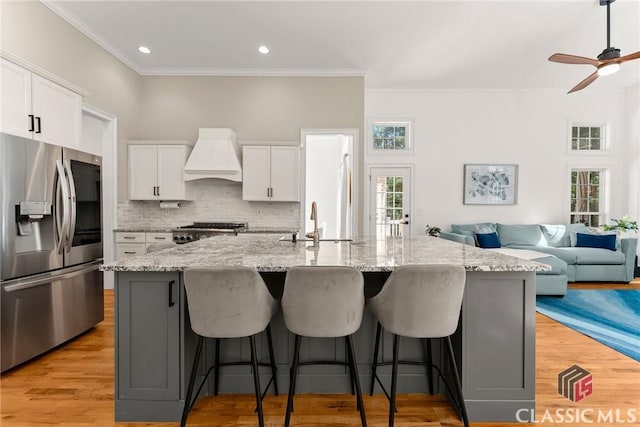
{"left": 575, "top": 232, "right": 616, "bottom": 251}
{"left": 476, "top": 232, "right": 501, "bottom": 248}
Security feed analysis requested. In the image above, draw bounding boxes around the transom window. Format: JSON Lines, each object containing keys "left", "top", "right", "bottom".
{"left": 570, "top": 124, "right": 608, "bottom": 152}
{"left": 570, "top": 169, "right": 605, "bottom": 227}
{"left": 367, "top": 119, "right": 414, "bottom": 154}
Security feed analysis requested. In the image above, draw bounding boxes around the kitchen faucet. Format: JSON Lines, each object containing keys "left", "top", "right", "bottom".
{"left": 306, "top": 201, "right": 319, "bottom": 243}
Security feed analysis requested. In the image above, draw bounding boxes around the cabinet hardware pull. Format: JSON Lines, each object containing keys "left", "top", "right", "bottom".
{"left": 270, "top": 187, "right": 273, "bottom": 197}
{"left": 124, "top": 251, "right": 136, "bottom": 254}
{"left": 156, "top": 186, "right": 160, "bottom": 196}
{"left": 35, "top": 117, "right": 42, "bottom": 134}
{"left": 155, "top": 237, "right": 166, "bottom": 240}
{"left": 153, "top": 186, "right": 157, "bottom": 196}
{"left": 168, "top": 280, "right": 175, "bottom": 307}
{"left": 123, "top": 236, "right": 135, "bottom": 239}
{"left": 28, "top": 115, "right": 35, "bottom": 132}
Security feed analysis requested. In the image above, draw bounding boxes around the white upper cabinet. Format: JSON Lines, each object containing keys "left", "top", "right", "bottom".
{"left": 242, "top": 145, "right": 299, "bottom": 202}
{"left": 0, "top": 59, "right": 81, "bottom": 147}
{"left": 128, "top": 144, "right": 194, "bottom": 201}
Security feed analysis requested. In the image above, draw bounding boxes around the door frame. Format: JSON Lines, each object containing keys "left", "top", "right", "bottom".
{"left": 300, "top": 128, "right": 359, "bottom": 238}
{"left": 365, "top": 164, "right": 415, "bottom": 237}
{"left": 82, "top": 103, "right": 117, "bottom": 289}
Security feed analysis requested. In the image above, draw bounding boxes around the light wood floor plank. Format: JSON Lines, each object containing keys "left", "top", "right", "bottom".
{"left": 1, "top": 281, "right": 639, "bottom": 426}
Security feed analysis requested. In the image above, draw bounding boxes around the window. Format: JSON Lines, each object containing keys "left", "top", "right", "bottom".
{"left": 570, "top": 169, "right": 605, "bottom": 226}
{"left": 367, "top": 118, "right": 414, "bottom": 154}
{"left": 570, "top": 124, "right": 608, "bottom": 152}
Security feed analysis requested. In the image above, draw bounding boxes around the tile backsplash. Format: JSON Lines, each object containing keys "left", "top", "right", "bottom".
{"left": 117, "top": 180, "right": 300, "bottom": 230}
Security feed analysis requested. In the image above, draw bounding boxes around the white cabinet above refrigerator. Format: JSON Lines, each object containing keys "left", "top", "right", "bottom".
{"left": 0, "top": 58, "right": 82, "bottom": 148}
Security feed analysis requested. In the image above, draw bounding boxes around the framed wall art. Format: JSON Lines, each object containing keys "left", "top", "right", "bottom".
{"left": 463, "top": 164, "right": 518, "bottom": 205}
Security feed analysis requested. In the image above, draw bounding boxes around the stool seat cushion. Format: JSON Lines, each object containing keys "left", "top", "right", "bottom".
{"left": 367, "top": 265, "right": 466, "bottom": 338}
{"left": 282, "top": 266, "right": 365, "bottom": 338}
{"left": 184, "top": 266, "right": 278, "bottom": 338}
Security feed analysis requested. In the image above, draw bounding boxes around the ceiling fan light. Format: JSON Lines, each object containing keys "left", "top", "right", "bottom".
{"left": 597, "top": 62, "right": 620, "bottom": 76}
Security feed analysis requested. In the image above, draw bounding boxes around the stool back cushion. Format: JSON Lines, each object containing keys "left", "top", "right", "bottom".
{"left": 282, "top": 266, "right": 365, "bottom": 338}
{"left": 367, "top": 265, "right": 466, "bottom": 338}
{"left": 184, "top": 267, "right": 278, "bottom": 338}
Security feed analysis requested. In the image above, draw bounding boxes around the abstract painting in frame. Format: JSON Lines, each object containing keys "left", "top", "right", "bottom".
{"left": 464, "top": 164, "right": 518, "bottom": 205}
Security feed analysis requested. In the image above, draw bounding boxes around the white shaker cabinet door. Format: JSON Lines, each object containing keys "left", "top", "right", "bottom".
{"left": 242, "top": 146, "right": 271, "bottom": 201}
{"left": 0, "top": 59, "right": 32, "bottom": 138}
{"left": 156, "top": 145, "right": 190, "bottom": 200}
{"left": 128, "top": 145, "right": 159, "bottom": 200}
{"left": 270, "top": 146, "right": 299, "bottom": 202}
{"left": 31, "top": 74, "right": 81, "bottom": 148}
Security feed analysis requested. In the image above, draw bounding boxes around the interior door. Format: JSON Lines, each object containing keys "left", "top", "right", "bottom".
{"left": 369, "top": 167, "right": 411, "bottom": 238}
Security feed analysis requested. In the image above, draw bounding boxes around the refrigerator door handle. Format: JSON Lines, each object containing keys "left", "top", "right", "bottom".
{"left": 55, "top": 160, "right": 71, "bottom": 254}
{"left": 63, "top": 160, "right": 77, "bottom": 251}
{"left": 2, "top": 261, "right": 101, "bottom": 293}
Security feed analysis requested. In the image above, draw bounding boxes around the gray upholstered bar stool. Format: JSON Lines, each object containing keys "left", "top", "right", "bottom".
{"left": 281, "top": 266, "right": 367, "bottom": 427}
{"left": 367, "top": 264, "right": 469, "bottom": 427}
{"left": 181, "top": 266, "right": 279, "bottom": 427}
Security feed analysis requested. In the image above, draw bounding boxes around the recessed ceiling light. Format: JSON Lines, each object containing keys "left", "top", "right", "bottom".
{"left": 138, "top": 46, "right": 152, "bottom": 54}
{"left": 258, "top": 45, "right": 270, "bottom": 54}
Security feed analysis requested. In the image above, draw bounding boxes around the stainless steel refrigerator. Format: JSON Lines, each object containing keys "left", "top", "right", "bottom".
{"left": 1, "top": 133, "right": 104, "bottom": 372}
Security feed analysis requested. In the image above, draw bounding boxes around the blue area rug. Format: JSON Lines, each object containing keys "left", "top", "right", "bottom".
{"left": 536, "top": 290, "right": 640, "bottom": 362}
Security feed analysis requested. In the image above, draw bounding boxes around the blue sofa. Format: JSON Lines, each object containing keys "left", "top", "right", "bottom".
{"left": 440, "top": 222, "right": 638, "bottom": 296}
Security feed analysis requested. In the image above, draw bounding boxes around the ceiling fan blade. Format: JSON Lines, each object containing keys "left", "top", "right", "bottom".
{"left": 568, "top": 71, "right": 599, "bottom": 94}
{"left": 549, "top": 53, "right": 600, "bottom": 66}
{"left": 618, "top": 50, "right": 640, "bottom": 63}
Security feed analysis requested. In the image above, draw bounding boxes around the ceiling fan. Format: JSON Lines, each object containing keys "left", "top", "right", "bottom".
{"left": 548, "top": 0, "right": 640, "bottom": 93}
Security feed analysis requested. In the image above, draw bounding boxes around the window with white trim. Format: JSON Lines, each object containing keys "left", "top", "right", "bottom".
{"left": 570, "top": 168, "right": 606, "bottom": 227}
{"left": 570, "top": 124, "right": 608, "bottom": 152}
{"left": 367, "top": 119, "right": 414, "bottom": 154}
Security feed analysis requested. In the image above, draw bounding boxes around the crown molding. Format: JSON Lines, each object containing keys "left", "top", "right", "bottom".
{"left": 41, "top": 0, "right": 143, "bottom": 75}
{"left": 0, "top": 49, "right": 90, "bottom": 96}
{"left": 139, "top": 68, "right": 367, "bottom": 77}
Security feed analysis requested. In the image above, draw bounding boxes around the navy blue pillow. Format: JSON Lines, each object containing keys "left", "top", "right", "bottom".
{"left": 575, "top": 232, "right": 616, "bottom": 251}
{"left": 476, "top": 232, "right": 501, "bottom": 248}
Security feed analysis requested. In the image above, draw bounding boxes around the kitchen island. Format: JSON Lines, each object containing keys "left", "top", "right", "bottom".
{"left": 101, "top": 234, "right": 549, "bottom": 423}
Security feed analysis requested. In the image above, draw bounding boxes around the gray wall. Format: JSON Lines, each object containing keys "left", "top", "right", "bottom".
{"left": 138, "top": 76, "right": 365, "bottom": 227}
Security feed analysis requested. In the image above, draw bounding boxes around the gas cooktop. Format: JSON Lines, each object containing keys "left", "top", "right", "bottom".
{"left": 172, "top": 222, "right": 247, "bottom": 243}
{"left": 176, "top": 222, "right": 248, "bottom": 230}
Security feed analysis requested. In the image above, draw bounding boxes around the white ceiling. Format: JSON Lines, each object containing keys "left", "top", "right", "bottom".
{"left": 44, "top": 0, "right": 640, "bottom": 91}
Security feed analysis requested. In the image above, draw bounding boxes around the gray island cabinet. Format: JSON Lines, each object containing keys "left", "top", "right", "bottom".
{"left": 101, "top": 235, "right": 549, "bottom": 423}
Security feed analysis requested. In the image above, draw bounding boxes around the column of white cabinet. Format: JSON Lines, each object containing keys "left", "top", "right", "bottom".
{"left": 242, "top": 145, "right": 299, "bottom": 202}
{"left": 128, "top": 144, "right": 193, "bottom": 201}
{"left": 0, "top": 58, "right": 81, "bottom": 147}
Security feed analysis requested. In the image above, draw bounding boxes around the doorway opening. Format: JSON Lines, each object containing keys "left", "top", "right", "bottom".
{"left": 301, "top": 129, "right": 358, "bottom": 240}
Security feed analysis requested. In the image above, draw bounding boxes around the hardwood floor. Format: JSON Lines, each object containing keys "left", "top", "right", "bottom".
{"left": 1, "top": 281, "right": 639, "bottom": 427}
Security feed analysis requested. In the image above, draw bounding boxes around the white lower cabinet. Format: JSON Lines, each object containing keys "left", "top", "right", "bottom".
{"left": 115, "top": 232, "right": 173, "bottom": 260}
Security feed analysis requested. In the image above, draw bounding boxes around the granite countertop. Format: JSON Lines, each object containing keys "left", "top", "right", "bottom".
{"left": 101, "top": 234, "right": 551, "bottom": 273}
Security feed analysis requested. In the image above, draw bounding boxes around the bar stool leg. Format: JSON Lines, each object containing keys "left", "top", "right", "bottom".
{"left": 425, "top": 338, "right": 434, "bottom": 395}
{"left": 345, "top": 334, "right": 367, "bottom": 427}
{"left": 181, "top": 335, "right": 204, "bottom": 427}
{"left": 445, "top": 337, "right": 469, "bottom": 427}
{"left": 249, "top": 335, "right": 265, "bottom": 427}
{"left": 389, "top": 334, "right": 399, "bottom": 427}
{"left": 370, "top": 322, "right": 382, "bottom": 395}
{"left": 266, "top": 324, "right": 279, "bottom": 395}
{"left": 284, "top": 334, "right": 302, "bottom": 427}
{"left": 213, "top": 338, "right": 221, "bottom": 396}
